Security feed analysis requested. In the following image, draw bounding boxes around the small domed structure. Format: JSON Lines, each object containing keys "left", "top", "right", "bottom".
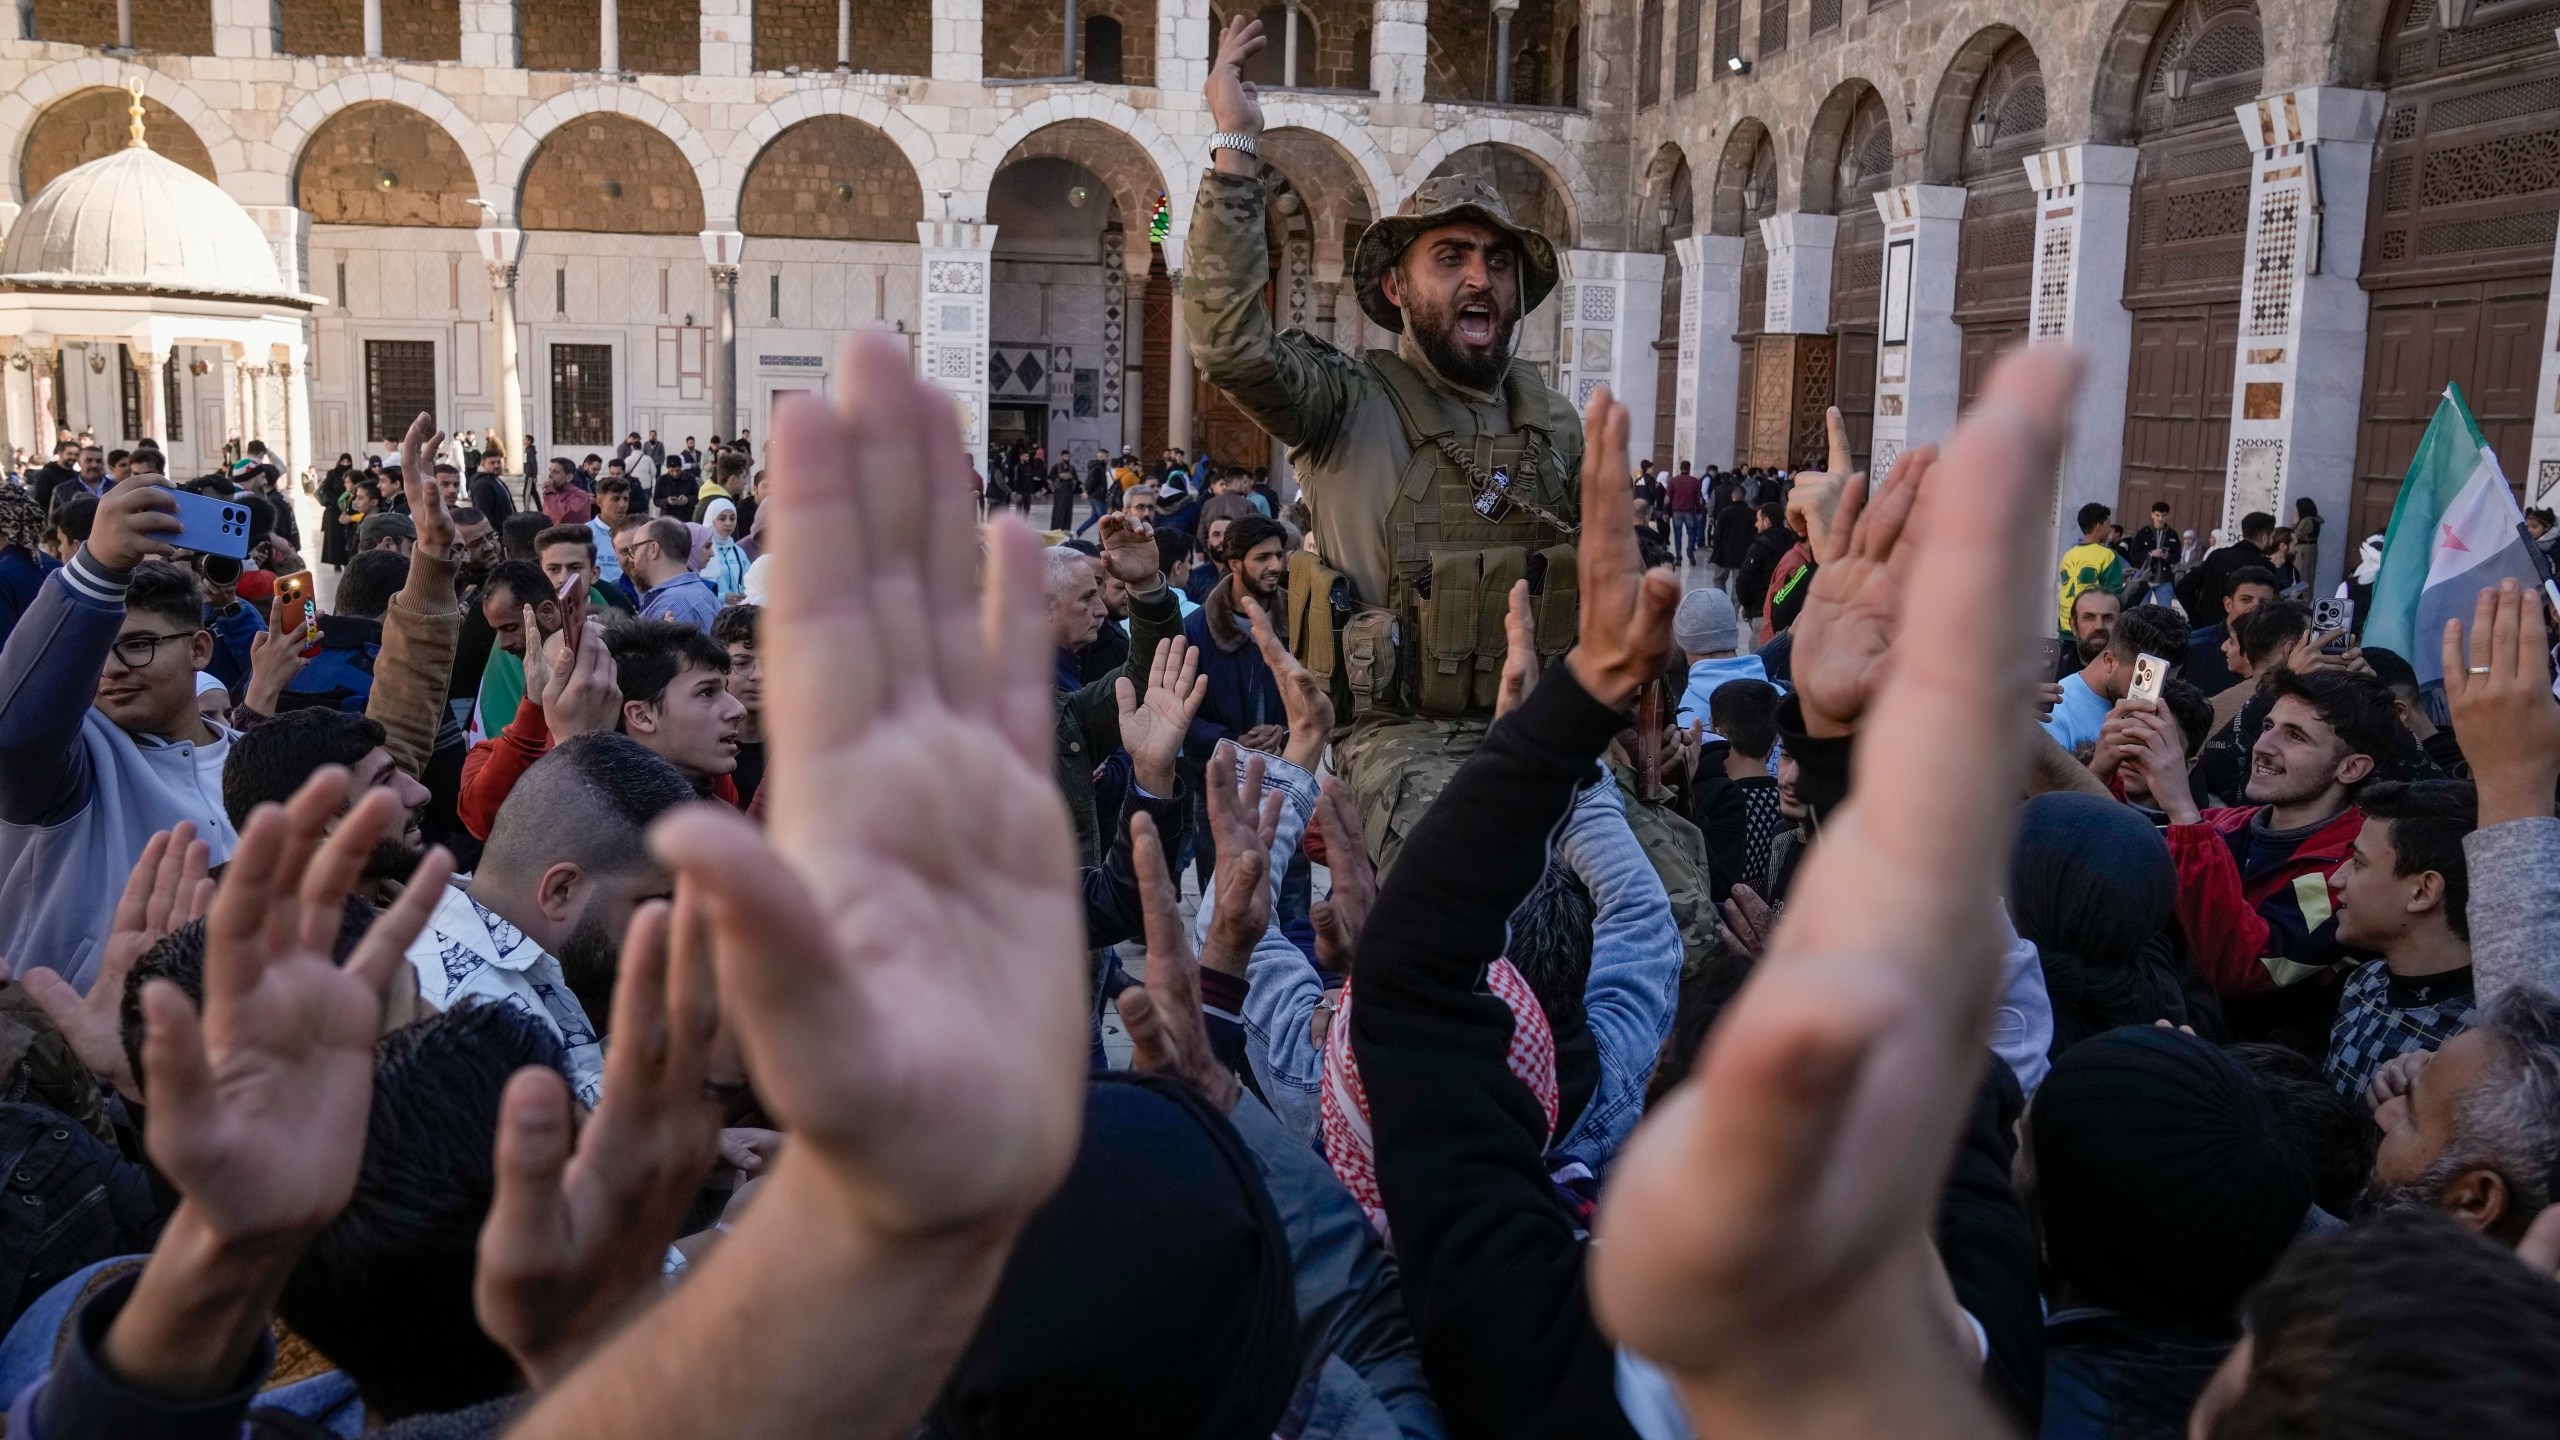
{"left": 0, "top": 144, "right": 290, "bottom": 300}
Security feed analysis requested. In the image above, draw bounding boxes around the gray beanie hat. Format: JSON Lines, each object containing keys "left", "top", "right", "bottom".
{"left": 1673, "top": 587, "right": 1739, "bottom": 655}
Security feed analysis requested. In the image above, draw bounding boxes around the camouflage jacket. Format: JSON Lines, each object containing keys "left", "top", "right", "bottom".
{"left": 1183, "top": 170, "right": 1584, "bottom": 613}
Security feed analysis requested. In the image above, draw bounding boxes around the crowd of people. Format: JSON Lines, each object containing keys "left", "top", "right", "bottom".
{"left": 0, "top": 325, "right": 2551, "bottom": 1439}
{"left": 0, "top": 19, "right": 2555, "bottom": 1432}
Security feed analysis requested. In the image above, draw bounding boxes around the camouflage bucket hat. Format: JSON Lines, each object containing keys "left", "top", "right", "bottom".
{"left": 1351, "top": 173, "right": 1560, "bottom": 335}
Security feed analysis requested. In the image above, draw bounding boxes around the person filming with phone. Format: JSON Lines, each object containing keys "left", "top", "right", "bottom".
{"left": 0, "top": 477, "right": 241, "bottom": 992}
{"left": 2041, "top": 603, "right": 2191, "bottom": 756}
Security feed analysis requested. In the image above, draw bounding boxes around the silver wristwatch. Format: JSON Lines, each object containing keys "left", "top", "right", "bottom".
{"left": 1208, "top": 130, "right": 1259, "bottom": 159}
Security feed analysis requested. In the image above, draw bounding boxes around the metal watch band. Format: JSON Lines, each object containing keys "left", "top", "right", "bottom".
{"left": 1208, "top": 130, "right": 1259, "bottom": 158}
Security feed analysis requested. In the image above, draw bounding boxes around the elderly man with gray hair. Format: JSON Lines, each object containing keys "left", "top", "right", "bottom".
{"left": 2365, "top": 985, "right": 2560, "bottom": 1248}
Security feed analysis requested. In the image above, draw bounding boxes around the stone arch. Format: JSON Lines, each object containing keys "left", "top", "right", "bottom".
{"left": 517, "top": 114, "right": 707, "bottom": 235}
{"left": 19, "top": 88, "right": 217, "bottom": 198}
{"left": 1923, "top": 25, "right": 2049, "bottom": 185}
{"left": 1413, "top": 142, "right": 1575, "bottom": 252}
{"left": 726, "top": 90, "right": 944, "bottom": 217}
{"left": 963, "top": 97, "right": 1191, "bottom": 241}
{"left": 738, "top": 116, "right": 926, "bottom": 242}
{"left": 986, "top": 118, "right": 1171, "bottom": 270}
{"left": 1397, "top": 117, "right": 1585, "bottom": 242}
{"left": 1708, "top": 118, "right": 1775, "bottom": 236}
{"left": 496, "top": 87, "right": 726, "bottom": 228}
{"left": 1259, "top": 101, "right": 1396, "bottom": 218}
{"left": 1254, "top": 114, "right": 1382, "bottom": 263}
{"left": 293, "top": 102, "right": 483, "bottom": 227}
{"left": 270, "top": 74, "right": 496, "bottom": 204}
{"left": 1800, "top": 79, "right": 1893, "bottom": 215}
{"left": 0, "top": 59, "right": 243, "bottom": 204}
{"left": 1637, "top": 142, "right": 1693, "bottom": 252}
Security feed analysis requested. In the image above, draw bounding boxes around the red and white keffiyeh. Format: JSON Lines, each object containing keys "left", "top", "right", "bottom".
{"left": 1318, "top": 958, "right": 1559, "bottom": 1240}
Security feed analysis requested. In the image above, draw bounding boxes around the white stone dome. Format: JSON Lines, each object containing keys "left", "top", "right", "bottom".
{"left": 0, "top": 144, "right": 291, "bottom": 300}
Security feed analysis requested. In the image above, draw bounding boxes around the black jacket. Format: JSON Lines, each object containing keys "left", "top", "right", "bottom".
{"left": 1350, "top": 667, "right": 1639, "bottom": 1440}
{"left": 1735, "top": 528, "right": 1792, "bottom": 618}
{"left": 1709, "top": 501, "right": 1758, "bottom": 568}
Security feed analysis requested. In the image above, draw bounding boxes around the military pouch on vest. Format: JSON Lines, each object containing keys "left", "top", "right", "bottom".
{"left": 1532, "top": 542, "right": 1579, "bottom": 664}
{"left": 1473, "top": 545, "right": 1527, "bottom": 710}
{"left": 1341, "top": 607, "right": 1399, "bottom": 717}
{"left": 1416, "top": 549, "right": 1482, "bottom": 716}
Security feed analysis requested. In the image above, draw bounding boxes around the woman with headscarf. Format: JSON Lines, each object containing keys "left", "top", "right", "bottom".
{"left": 2009, "top": 792, "right": 2220, "bottom": 1062}
{"left": 0, "top": 486, "right": 51, "bottom": 649}
{"left": 698, "top": 497, "right": 750, "bottom": 601}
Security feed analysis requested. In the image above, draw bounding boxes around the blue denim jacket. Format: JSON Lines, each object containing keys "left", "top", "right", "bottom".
{"left": 1548, "top": 778, "right": 1681, "bottom": 1175}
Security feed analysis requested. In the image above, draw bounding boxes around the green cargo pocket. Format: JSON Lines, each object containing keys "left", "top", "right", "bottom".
{"left": 1473, "top": 545, "right": 1527, "bottom": 710}
{"left": 1340, "top": 608, "right": 1399, "bottom": 718}
{"left": 1415, "top": 550, "right": 1481, "bottom": 716}
{"left": 1534, "top": 543, "right": 1579, "bottom": 663}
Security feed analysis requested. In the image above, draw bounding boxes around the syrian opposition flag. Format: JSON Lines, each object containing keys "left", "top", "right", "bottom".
{"left": 2364, "top": 384, "right": 2547, "bottom": 686}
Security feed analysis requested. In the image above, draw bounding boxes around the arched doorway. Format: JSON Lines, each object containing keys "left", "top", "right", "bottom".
{"left": 1722, "top": 127, "right": 1776, "bottom": 460}
{"left": 1646, "top": 147, "right": 1694, "bottom": 467}
{"left": 1824, "top": 87, "right": 1893, "bottom": 475}
{"left": 2351, "top": 0, "right": 2560, "bottom": 541}
{"left": 2117, "top": 0, "right": 2261, "bottom": 530}
{"left": 1951, "top": 34, "right": 2046, "bottom": 408}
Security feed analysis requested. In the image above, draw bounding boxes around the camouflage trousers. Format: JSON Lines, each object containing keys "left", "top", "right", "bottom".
{"left": 1330, "top": 714, "right": 1719, "bottom": 974}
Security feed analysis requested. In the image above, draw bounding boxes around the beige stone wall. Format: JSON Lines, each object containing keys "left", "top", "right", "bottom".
{"left": 523, "top": 0, "right": 601, "bottom": 70}
{"left": 519, "top": 115, "right": 705, "bottom": 233}
{"left": 622, "top": 0, "right": 701, "bottom": 75}
{"left": 764, "top": 0, "right": 935, "bottom": 75}
{"left": 739, "top": 117, "right": 924, "bottom": 241}
{"left": 22, "top": 91, "right": 218, "bottom": 195}
{"left": 986, "top": 0, "right": 1159, "bottom": 85}
{"left": 299, "top": 101, "right": 480, "bottom": 227}
{"left": 386, "top": 0, "right": 464, "bottom": 62}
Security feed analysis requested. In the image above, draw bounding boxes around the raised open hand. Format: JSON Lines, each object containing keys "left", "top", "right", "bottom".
{"left": 20, "top": 822, "right": 212, "bottom": 1100}
{"left": 398, "top": 411, "right": 455, "bottom": 559}
{"left": 1118, "top": 813, "right": 1243, "bottom": 1114}
{"left": 1238, "top": 589, "right": 1334, "bottom": 772}
{"left": 1786, "top": 442, "right": 1939, "bottom": 739}
{"left": 139, "top": 771, "right": 451, "bottom": 1246}
{"left": 1205, "top": 14, "right": 1269, "bottom": 139}
{"left": 1115, "top": 634, "right": 1207, "bottom": 799}
{"left": 1494, "top": 578, "right": 1538, "bottom": 721}
{"left": 649, "top": 333, "right": 1084, "bottom": 1241}
{"left": 1567, "top": 387, "right": 1679, "bottom": 709}
{"left": 1308, "top": 777, "right": 1375, "bottom": 977}
{"left": 478, "top": 884, "right": 725, "bottom": 1391}
{"left": 1592, "top": 346, "right": 2078, "bottom": 1440}
{"left": 1097, "top": 511, "right": 1162, "bottom": 590}
{"left": 1201, "top": 741, "right": 1283, "bottom": 972}
{"left": 2444, "top": 579, "right": 2560, "bottom": 826}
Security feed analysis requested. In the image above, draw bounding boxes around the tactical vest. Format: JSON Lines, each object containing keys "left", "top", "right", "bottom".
{"left": 1337, "top": 350, "right": 1582, "bottom": 719}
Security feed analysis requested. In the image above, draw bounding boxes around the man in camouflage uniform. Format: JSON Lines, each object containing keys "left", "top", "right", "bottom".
{"left": 1182, "top": 15, "right": 1715, "bottom": 964}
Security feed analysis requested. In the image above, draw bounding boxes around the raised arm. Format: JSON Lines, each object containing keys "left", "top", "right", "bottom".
{"left": 1549, "top": 779, "right": 1679, "bottom": 1175}
{"left": 366, "top": 412, "right": 463, "bottom": 779}
{"left": 2443, "top": 580, "right": 2560, "bottom": 1003}
{"left": 1591, "top": 345, "right": 2079, "bottom": 1440}
{"left": 1184, "top": 16, "right": 1368, "bottom": 460}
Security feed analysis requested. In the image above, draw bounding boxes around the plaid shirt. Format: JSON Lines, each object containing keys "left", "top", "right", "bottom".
{"left": 2325, "top": 959, "right": 2476, "bottom": 1100}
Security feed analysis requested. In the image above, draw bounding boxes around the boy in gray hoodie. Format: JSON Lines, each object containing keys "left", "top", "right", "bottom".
{"left": 0, "top": 479, "right": 236, "bottom": 992}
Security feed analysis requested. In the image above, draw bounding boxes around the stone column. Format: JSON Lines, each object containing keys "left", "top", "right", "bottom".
{"left": 129, "top": 344, "right": 164, "bottom": 444}
{"left": 460, "top": 0, "right": 517, "bottom": 68}
{"left": 1555, "top": 250, "right": 1667, "bottom": 446}
{"left": 363, "top": 0, "right": 382, "bottom": 55}
{"left": 211, "top": 0, "right": 279, "bottom": 56}
{"left": 918, "top": 220, "right": 999, "bottom": 460}
{"left": 1867, "top": 183, "right": 1965, "bottom": 474}
{"left": 934, "top": 0, "right": 983, "bottom": 81}
{"left": 29, "top": 340, "right": 55, "bottom": 445}
{"left": 478, "top": 226, "right": 528, "bottom": 477}
{"left": 1157, "top": 0, "right": 1212, "bottom": 97}
{"left": 1670, "top": 233, "right": 1743, "bottom": 471}
{"left": 1373, "top": 0, "right": 1427, "bottom": 105}
{"left": 2, "top": 348, "right": 28, "bottom": 458}
{"left": 280, "top": 343, "right": 313, "bottom": 483}
{"left": 700, "top": 0, "right": 750, "bottom": 77}
{"left": 2222, "top": 87, "right": 2381, "bottom": 592}
{"left": 701, "top": 230, "right": 744, "bottom": 443}
{"left": 1490, "top": 0, "right": 1517, "bottom": 103}
{"left": 1168, "top": 271, "right": 1195, "bottom": 459}
{"left": 1741, "top": 213, "right": 1838, "bottom": 469}
{"left": 2022, "top": 144, "right": 2138, "bottom": 561}
{"left": 1760, "top": 212, "right": 1837, "bottom": 336}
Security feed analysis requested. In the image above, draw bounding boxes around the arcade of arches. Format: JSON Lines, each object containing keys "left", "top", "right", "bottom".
{"left": 5, "top": 0, "right": 2560, "bottom": 583}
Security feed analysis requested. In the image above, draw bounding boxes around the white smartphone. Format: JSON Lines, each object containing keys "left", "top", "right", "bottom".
{"left": 2129, "top": 652, "right": 2169, "bottom": 708}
